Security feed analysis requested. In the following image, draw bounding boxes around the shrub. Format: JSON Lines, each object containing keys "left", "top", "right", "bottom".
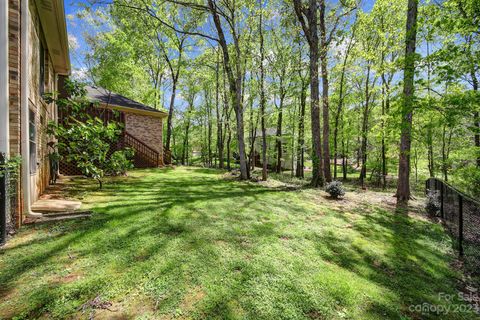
{"left": 106, "top": 149, "right": 135, "bottom": 176}
{"left": 46, "top": 79, "right": 134, "bottom": 189}
{"left": 325, "top": 180, "right": 345, "bottom": 199}
{"left": 425, "top": 189, "right": 441, "bottom": 216}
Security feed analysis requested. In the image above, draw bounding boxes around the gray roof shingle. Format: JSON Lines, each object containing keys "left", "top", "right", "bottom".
{"left": 85, "top": 86, "right": 166, "bottom": 115}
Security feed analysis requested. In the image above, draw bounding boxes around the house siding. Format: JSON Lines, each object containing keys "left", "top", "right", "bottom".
{"left": 28, "top": 2, "right": 56, "bottom": 203}
{"left": 8, "top": 0, "right": 23, "bottom": 227}
{"left": 125, "top": 112, "right": 164, "bottom": 165}
{"left": 6, "top": 0, "right": 61, "bottom": 227}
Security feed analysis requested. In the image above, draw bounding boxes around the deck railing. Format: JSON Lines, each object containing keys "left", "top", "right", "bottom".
{"left": 123, "top": 132, "right": 160, "bottom": 167}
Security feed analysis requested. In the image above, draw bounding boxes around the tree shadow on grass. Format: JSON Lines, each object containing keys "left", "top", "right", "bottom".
{"left": 314, "top": 207, "right": 472, "bottom": 319}
{"left": 0, "top": 168, "right": 284, "bottom": 318}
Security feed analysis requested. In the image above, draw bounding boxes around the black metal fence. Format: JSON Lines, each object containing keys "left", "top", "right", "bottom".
{"left": 426, "top": 178, "right": 480, "bottom": 276}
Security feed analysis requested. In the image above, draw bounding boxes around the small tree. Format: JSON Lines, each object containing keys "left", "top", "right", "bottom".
{"left": 47, "top": 79, "right": 134, "bottom": 188}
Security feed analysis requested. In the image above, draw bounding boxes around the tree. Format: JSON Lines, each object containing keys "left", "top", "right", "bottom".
{"left": 396, "top": 0, "right": 418, "bottom": 208}
{"left": 293, "top": 0, "right": 324, "bottom": 187}
{"left": 47, "top": 80, "right": 134, "bottom": 189}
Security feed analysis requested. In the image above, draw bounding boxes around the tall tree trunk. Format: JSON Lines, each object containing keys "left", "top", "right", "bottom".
{"left": 247, "top": 95, "right": 258, "bottom": 172}
{"left": 309, "top": 35, "right": 324, "bottom": 187}
{"left": 472, "top": 77, "right": 479, "bottom": 167}
{"left": 319, "top": 0, "right": 331, "bottom": 182}
{"left": 296, "top": 78, "right": 307, "bottom": 178}
{"left": 166, "top": 78, "right": 177, "bottom": 151}
{"left": 381, "top": 89, "right": 387, "bottom": 188}
{"left": 215, "top": 54, "right": 224, "bottom": 169}
{"left": 359, "top": 66, "right": 372, "bottom": 189}
{"left": 342, "top": 126, "right": 348, "bottom": 181}
{"left": 182, "top": 119, "right": 190, "bottom": 165}
{"left": 396, "top": 0, "right": 418, "bottom": 208}
{"left": 226, "top": 123, "right": 232, "bottom": 171}
{"left": 208, "top": 108, "right": 212, "bottom": 167}
{"left": 259, "top": 7, "right": 268, "bottom": 181}
{"left": 380, "top": 55, "right": 389, "bottom": 190}
{"left": 276, "top": 87, "right": 284, "bottom": 173}
{"left": 208, "top": 0, "right": 248, "bottom": 179}
{"left": 293, "top": 0, "right": 324, "bottom": 187}
{"left": 427, "top": 127, "right": 435, "bottom": 177}
{"left": 333, "top": 30, "right": 354, "bottom": 180}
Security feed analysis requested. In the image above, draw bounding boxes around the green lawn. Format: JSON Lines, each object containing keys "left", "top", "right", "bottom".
{"left": 0, "top": 167, "right": 477, "bottom": 319}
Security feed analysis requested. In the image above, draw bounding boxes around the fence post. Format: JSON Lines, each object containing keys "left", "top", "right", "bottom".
{"left": 0, "top": 153, "right": 7, "bottom": 245}
{"left": 458, "top": 194, "right": 464, "bottom": 257}
{"left": 440, "top": 181, "right": 444, "bottom": 219}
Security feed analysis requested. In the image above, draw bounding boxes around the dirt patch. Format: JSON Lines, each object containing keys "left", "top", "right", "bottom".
{"left": 178, "top": 286, "right": 206, "bottom": 314}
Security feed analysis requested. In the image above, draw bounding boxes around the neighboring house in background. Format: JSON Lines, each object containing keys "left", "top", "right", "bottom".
{"left": 0, "top": 0, "right": 70, "bottom": 231}
{"left": 57, "top": 84, "right": 169, "bottom": 175}
{"left": 251, "top": 128, "right": 294, "bottom": 171}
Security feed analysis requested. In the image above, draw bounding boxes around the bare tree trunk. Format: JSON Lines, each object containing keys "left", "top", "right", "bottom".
{"left": 319, "top": 0, "right": 331, "bottom": 182}
{"left": 396, "top": 0, "right": 418, "bottom": 208}
{"left": 296, "top": 77, "right": 307, "bottom": 178}
{"left": 182, "top": 119, "right": 190, "bottom": 165}
{"left": 359, "top": 66, "right": 372, "bottom": 189}
{"left": 333, "top": 30, "right": 354, "bottom": 180}
{"left": 166, "top": 78, "right": 177, "bottom": 151}
{"left": 276, "top": 86, "right": 285, "bottom": 173}
{"left": 473, "top": 77, "right": 479, "bottom": 167}
{"left": 342, "top": 132, "right": 348, "bottom": 181}
{"left": 293, "top": 0, "right": 324, "bottom": 187}
{"left": 226, "top": 124, "right": 232, "bottom": 171}
{"left": 427, "top": 127, "right": 435, "bottom": 177}
{"left": 215, "top": 54, "right": 224, "bottom": 169}
{"left": 441, "top": 125, "right": 453, "bottom": 182}
{"left": 259, "top": 8, "right": 268, "bottom": 181}
{"left": 209, "top": 0, "right": 248, "bottom": 179}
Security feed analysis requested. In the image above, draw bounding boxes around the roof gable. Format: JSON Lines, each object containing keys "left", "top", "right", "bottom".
{"left": 85, "top": 86, "right": 167, "bottom": 118}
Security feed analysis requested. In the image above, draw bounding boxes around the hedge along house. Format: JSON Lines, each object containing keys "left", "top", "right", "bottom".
{"left": 57, "top": 84, "right": 169, "bottom": 176}
{"left": 0, "top": 0, "right": 70, "bottom": 230}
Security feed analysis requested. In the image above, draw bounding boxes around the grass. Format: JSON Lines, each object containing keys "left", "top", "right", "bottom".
{"left": 0, "top": 167, "right": 477, "bottom": 319}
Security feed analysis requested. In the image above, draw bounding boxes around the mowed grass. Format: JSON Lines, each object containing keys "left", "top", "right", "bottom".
{"left": 0, "top": 167, "right": 476, "bottom": 319}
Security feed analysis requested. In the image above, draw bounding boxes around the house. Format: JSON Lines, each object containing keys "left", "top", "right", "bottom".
{"left": 57, "top": 84, "right": 169, "bottom": 175}
{"left": 0, "top": 1, "right": 168, "bottom": 240}
{"left": 0, "top": 0, "right": 71, "bottom": 232}
{"left": 251, "top": 128, "right": 294, "bottom": 171}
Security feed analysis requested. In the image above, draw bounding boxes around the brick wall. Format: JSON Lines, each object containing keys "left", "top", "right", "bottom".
{"left": 28, "top": 2, "right": 56, "bottom": 203}
{"left": 8, "top": 0, "right": 21, "bottom": 157}
{"left": 124, "top": 113, "right": 164, "bottom": 162}
{"left": 8, "top": 0, "right": 23, "bottom": 227}
{"left": 7, "top": 0, "right": 58, "bottom": 226}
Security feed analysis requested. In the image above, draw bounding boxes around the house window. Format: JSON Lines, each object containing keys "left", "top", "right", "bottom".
{"left": 29, "top": 110, "right": 37, "bottom": 174}
{"left": 39, "top": 41, "right": 45, "bottom": 95}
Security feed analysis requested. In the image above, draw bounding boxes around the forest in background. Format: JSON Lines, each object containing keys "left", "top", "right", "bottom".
{"left": 71, "top": 0, "right": 479, "bottom": 205}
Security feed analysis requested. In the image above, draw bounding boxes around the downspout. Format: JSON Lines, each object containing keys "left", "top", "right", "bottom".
{"left": 20, "top": 0, "right": 41, "bottom": 218}
{"left": 0, "top": 0, "right": 8, "bottom": 155}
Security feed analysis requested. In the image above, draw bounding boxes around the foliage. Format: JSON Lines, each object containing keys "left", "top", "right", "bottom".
{"left": 0, "top": 155, "right": 21, "bottom": 179}
{"left": 325, "top": 180, "right": 346, "bottom": 199}
{"left": 73, "top": 0, "right": 480, "bottom": 198}
{"left": 47, "top": 79, "right": 134, "bottom": 188}
{"left": 105, "top": 149, "right": 135, "bottom": 176}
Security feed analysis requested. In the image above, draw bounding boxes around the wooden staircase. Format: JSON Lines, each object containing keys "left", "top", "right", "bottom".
{"left": 122, "top": 132, "right": 161, "bottom": 168}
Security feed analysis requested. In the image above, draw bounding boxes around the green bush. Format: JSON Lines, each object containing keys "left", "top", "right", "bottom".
{"left": 325, "top": 180, "right": 346, "bottom": 199}
{"left": 47, "top": 79, "right": 134, "bottom": 188}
